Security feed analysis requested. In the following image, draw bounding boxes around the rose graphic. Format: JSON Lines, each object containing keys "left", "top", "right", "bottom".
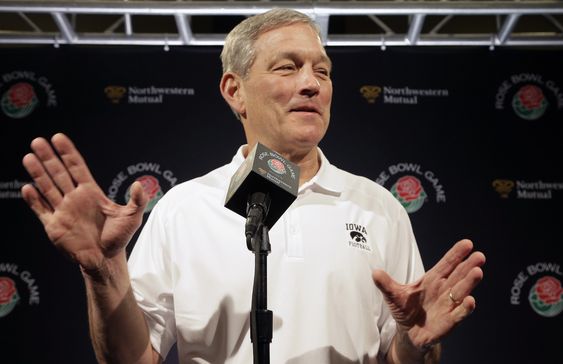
{"left": 395, "top": 176, "right": 423, "bottom": 202}
{"left": 0, "top": 276, "right": 20, "bottom": 318}
{"left": 512, "top": 84, "right": 548, "bottom": 120}
{"left": 125, "top": 175, "right": 163, "bottom": 213}
{"left": 390, "top": 175, "right": 427, "bottom": 213}
{"left": 0, "top": 277, "right": 17, "bottom": 304}
{"left": 137, "top": 175, "right": 161, "bottom": 200}
{"left": 9, "top": 83, "right": 35, "bottom": 107}
{"left": 528, "top": 275, "right": 563, "bottom": 318}
{"left": 1, "top": 82, "right": 39, "bottom": 119}
{"left": 518, "top": 85, "right": 544, "bottom": 109}
{"left": 535, "top": 276, "right": 563, "bottom": 305}
{"left": 268, "top": 159, "right": 286, "bottom": 174}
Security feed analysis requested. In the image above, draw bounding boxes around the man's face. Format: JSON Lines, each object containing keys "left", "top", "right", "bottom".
{"left": 238, "top": 23, "right": 333, "bottom": 155}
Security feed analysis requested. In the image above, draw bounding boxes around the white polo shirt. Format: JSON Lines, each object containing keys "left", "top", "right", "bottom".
{"left": 128, "top": 147, "right": 425, "bottom": 364}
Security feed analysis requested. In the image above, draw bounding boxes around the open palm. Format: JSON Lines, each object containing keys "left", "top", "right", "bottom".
{"left": 373, "top": 239, "right": 486, "bottom": 348}
{"left": 21, "top": 133, "right": 147, "bottom": 273}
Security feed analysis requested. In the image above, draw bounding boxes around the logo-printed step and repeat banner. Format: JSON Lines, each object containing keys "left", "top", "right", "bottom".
{"left": 1, "top": 46, "right": 561, "bottom": 363}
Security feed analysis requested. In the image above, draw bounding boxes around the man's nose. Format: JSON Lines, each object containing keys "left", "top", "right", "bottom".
{"left": 299, "top": 68, "right": 320, "bottom": 97}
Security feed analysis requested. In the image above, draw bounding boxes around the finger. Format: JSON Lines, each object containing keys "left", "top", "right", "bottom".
{"left": 445, "top": 251, "right": 486, "bottom": 289}
{"left": 30, "top": 136, "right": 75, "bottom": 194}
{"left": 428, "top": 239, "right": 474, "bottom": 279}
{"left": 372, "top": 269, "right": 406, "bottom": 304}
{"left": 51, "top": 133, "right": 95, "bottom": 185}
{"left": 126, "top": 181, "right": 149, "bottom": 213}
{"left": 450, "top": 295, "right": 476, "bottom": 323}
{"left": 21, "top": 183, "right": 53, "bottom": 225}
{"left": 22, "top": 152, "right": 63, "bottom": 208}
{"left": 450, "top": 266, "right": 484, "bottom": 304}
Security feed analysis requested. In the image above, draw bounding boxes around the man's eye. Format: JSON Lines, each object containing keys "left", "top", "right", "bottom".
{"left": 315, "top": 69, "right": 331, "bottom": 79}
{"left": 276, "top": 64, "right": 296, "bottom": 71}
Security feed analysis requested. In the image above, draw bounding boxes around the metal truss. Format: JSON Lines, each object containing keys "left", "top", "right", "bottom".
{"left": 0, "top": 1, "right": 562, "bottom": 48}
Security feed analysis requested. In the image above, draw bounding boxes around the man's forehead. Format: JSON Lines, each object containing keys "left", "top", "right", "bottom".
{"left": 255, "top": 24, "right": 332, "bottom": 66}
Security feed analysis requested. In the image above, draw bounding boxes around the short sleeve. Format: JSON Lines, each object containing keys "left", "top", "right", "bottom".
{"left": 128, "top": 200, "right": 177, "bottom": 360}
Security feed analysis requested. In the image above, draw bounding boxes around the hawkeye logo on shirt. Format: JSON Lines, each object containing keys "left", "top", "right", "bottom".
{"left": 345, "top": 223, "right": 372, "bottom": 252}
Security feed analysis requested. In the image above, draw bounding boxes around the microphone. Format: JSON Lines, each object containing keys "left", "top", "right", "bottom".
{"left": 225, "top": 142, "right": 300, "bottom": 237}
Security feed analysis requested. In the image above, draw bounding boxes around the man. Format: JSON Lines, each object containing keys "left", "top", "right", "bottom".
{"left": 21, "top": 8, "right": 485, "bottom": 364}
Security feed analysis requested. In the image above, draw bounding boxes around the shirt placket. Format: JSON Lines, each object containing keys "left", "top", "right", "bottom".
{"left": 285, "top": 207, "right": 304, "bottom": 259}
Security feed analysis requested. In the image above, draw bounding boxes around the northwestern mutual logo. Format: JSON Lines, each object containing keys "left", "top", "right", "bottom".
{"left": 493, "top": 179, "right": 563, "bottom": 200}
{"left": 0, "top": 179, "right": 30, "bottom": 199}
{"left": 360, "top": 84, "right": 449, "bottom": 105}
{"left": 105, "top": 85, "right": 195, "bottom": 104}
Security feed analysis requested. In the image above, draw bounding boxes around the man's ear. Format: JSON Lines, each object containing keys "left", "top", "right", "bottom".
{"left": 220, "top": 72, "right": 246, "bottom": 118}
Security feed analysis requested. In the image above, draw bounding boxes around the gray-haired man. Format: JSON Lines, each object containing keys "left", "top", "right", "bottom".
{"left": 22, "top": 8, "right": 484, "bottom": 364}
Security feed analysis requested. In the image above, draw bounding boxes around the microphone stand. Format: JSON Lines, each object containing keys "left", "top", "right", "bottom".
{"left": 246, "top": 193, "right": 273, "bottom": 364}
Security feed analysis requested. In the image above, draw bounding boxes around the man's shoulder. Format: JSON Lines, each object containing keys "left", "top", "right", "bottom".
{"left": 157, "top": 162, "right": 233, "bottom": 208}
{"left": 328, "top": 163, "right": 406, "bottom": 217}
{"left": 328, "top": 163, "right": 386, "bottom": 195}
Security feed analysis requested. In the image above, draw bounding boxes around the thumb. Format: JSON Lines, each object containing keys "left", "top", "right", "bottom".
{"left": 127, "top": 181, "right": 149, "bottom": 214}
{"left": 372, "top": 269, "right": 400, "bottom": 300}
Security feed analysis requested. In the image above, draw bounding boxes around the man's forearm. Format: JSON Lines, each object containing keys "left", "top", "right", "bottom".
{"left": 82, "top": 251, "right": 158, "bottom": 364}
{"left": 386, "top": 329, "right": 441, "bottom": 364}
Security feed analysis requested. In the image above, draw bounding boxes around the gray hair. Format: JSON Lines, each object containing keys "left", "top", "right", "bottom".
{"left": 220, "top": 8, "right": 321, "bottom": 78}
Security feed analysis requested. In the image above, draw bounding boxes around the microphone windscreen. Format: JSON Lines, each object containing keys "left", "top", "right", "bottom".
{"left": 225, "top": 143, "right": 300, "bottom": 229}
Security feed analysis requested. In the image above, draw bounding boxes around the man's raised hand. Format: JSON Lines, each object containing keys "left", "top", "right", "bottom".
{"left": 372, "top": 239, "right": 485, "bottom": 350}
{"left": 21, "top": 133, "right": 148, "bottom": 276}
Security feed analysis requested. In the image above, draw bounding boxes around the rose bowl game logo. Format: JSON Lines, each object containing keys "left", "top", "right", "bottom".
{"left": 107, "top": 162, "right": 177, "bottom": 214}
{"left": 0, "top": 276, "right": 20, "bottom": 318}
{"left": 511, "top": 262, "right": 562, "bottom": 318}
{"left": 495, "top": 73, "right": 563, "bottom": 120}
{"left": 0, "top": 70, "right": 57, "bottom": 119}
{"left": 376, "top": 162, "right": 446, "bottom": 214}
{"left": 0, "top": 82, "right": 39, "bottom": 119}
{"left": 0, "top": 262, "right": 40, "bottom": 318}
{"left": 267, "top": 158, "right": 287, "bottom": 175}
{"left": 528, "top": 276, "right": 563, "bottom": 318}
{"left": 512, "top": 84, "right": 548, "bottom": 120}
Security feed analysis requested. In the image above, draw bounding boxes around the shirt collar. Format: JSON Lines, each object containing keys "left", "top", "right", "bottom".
{"left": 231, "top": 145, "right": 246, "bottom": 168}
{"left": 300, "top": 147, "right": 343, "bottom": 196}
{"left": 230, "top": 145, "right": 344, "bottom": 197}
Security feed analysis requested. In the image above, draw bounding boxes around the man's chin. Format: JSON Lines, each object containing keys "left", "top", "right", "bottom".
{"left": 290, "top": 130, "right": 326, "bottom": 150}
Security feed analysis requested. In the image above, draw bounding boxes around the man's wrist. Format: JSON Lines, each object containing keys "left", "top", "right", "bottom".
{"left": 80, "top": 250, "right": 128, "bottom": 285}
{"left": 389, "top": 327, "right": 440, "bottom": 364}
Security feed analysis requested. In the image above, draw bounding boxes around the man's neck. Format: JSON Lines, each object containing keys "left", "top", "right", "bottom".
{"left": 290, "top": 148, "right": 320, "bottom": 187}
